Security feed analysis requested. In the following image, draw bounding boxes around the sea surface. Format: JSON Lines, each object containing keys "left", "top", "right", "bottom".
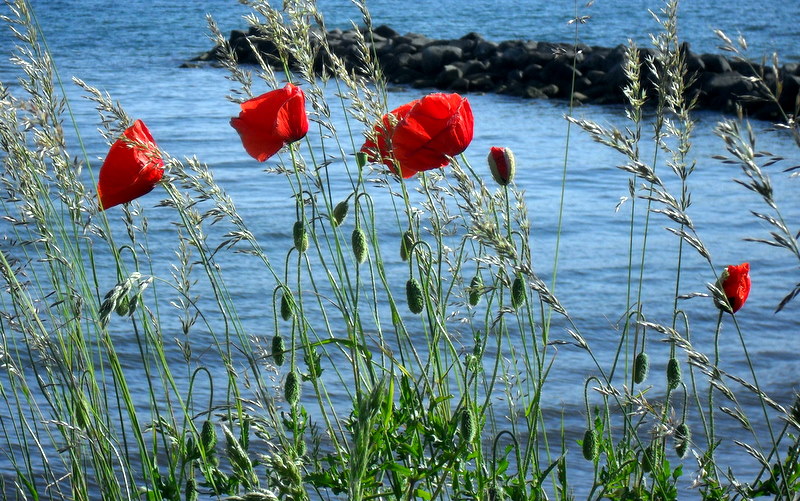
{"left": 1, "top": 0, "right": 799, "bottom": 498}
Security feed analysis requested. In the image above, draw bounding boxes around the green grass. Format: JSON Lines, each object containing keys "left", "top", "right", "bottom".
{"left": 1, "top": 0, "right": 799, "bottom": 499}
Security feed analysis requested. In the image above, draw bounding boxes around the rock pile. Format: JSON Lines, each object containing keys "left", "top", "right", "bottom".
{"left": 191, "top": 24, "right": 800, "bottom": 120}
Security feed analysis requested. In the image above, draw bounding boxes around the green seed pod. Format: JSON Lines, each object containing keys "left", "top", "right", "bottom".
{"left": 406, "top": 278, "right": 425, "bottom": 314}
{"left": 666, "top": 357, "right": 682, "bottom": 390}
{"left": 642, "top": 443, "right": 661, "bottom": 473}
{"left": 468, "top": 274, "right": 483, "bottom": 306}
{"left": 582, "top": 428, "right": 598, "bottom": 461}
{"left": 285, "top": 370, "right": 301, "bottom": 406}
{"left": 352, "top": 227, "right": 368, "bottom": 264}
{"left": 674, "top": 422, "right": 691, "bottom": 458}
{"left": 355, "top": 151, "right": 369, "bottom": 169}
{"left": 293, "top": 221, "right": 308, "bottom": 253}
{"left": 185, "top": 477, "right": 198, "bottom": 501}
{"left": 633, "top": 352, "right": 650, "bottom": 384}
{"left": 200, "top": 420, "right": 216, "bottom": 454}
{"left": 460, "top": 408, "right": 477, "bottom": 442}
{"left": 400, "top": 229, "right": 415, "bottom": 261}
{"left": 115, "top": 295, "right": 129, "bottom": 316}
{"left": 511, "top": 275, "right": 526, "bottom": 309}
{"left": 272, "top": 334, "right": 286, "bottom": 367}
{"left": 332, "top": 199, "right": 349, "bottom": 227}
{"left": 280, "top": 290, "right": 294, "bottom": 321}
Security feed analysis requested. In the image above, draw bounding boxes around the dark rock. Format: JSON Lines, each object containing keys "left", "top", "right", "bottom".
{"left": 421, "top": 44, "right": 463, "bottom": 75}
{"left": 373, "top": 24, "right": 398, "bottom": 39}
{"left": 435, "top": 64, "right": 464, "bottom": 88}
{"left": 700, "top": 53, "right": 732, "bottom": 73}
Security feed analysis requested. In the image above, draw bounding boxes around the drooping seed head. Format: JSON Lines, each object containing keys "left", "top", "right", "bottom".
{"left": 406, "top": 278, "right": 425, "bottom": 314}
{"left": 633, "top": 352, "right": 650, "bottom": 384}
{"left": 582, "top": 428, "right": 599, "bottom": 462}
{"left": 352, "top": 227, "right": 368, "bottom": 264}
{"left": 511, "top": 275, "right": 526, "bottom": 309}
{"left": 272, "top": 334, "right": 286, "bottom": 367}
{"left": 293, "top": 220, "right": 309, "bottom": 253}
{"left": 332, "top": 199, "right": 349, "bottom": 227}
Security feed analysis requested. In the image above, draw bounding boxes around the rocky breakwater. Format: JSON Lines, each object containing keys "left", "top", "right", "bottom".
{"left": 191, "top": 24, "right": 800, "bottom": 120}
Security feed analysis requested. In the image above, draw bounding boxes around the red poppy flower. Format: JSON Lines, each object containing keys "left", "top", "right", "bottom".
{"left": 97, "top": 119, "right": 164, "bottom": 211}
{"left": 361, "top": 93, "right": 474, "bottom": 178}
{"left": 487, "top": 146, "right": 516, "bottom": 186}
{"left": 230, "top": 83, "right": 309, "bottom": 162}
{"left": 719, "top": 262, "right": 751, "bottom": 313}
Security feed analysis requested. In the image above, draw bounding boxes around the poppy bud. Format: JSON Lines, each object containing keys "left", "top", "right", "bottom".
{"left": 400, "top": 229, "right": 415, "bottom": 261}
{"left": 674, "top": 422, "right": 690, "bottom": 458}
{"left": 487, "top": 146, "right": 516, "bottom": 186}
{"left": 272, "top": 334, "right": 286, "bottom": 366}
{"left": 285, "top": 370, "right": 301, "bottom": 405}
{"left": 280, "top": 290, "right": 294, "bottom": 321}
{"left": 633, "top": 352, "right": 649, "bottom": 384}
{"left": 293, "top": 221, "right": 309, "bottom": 253}
{"left": 200, "top": 420, "right": 216, "bottom": 454}
{"left": 332, "top": 199, "right": 349, "bottom": 227}
{"left": 716, "top": 262, "right": 750, "bottom": 313}
{"left": 460, "top": 408, "right": 477, "bottom": 442}
{"left": 406, "top": 278, "right": 425, "bottom": 314}
{"left": 642, "top": 443, "right": 661, "bottom": 472}
{"left": 115, "top": 295, "right": 130, "bottom": 316}
{"left": 468, "top": 274, "right": 483, "bottom": 306}
{"left": 355, "top": 151, "right": 369, "bottom": 169}
{"left": 666, "top": 357, "right": 681, "bottom": 390}
{"left": 511, "top": 275, "right": 526, "bottom": 309}
{"left": 185, "top": 478, "right": 198, "bottom": 501}
{"left": 582, "top": 428, "right": 598, "bottom": 461}
{"left": 352, "top": 227, "right": 368, "bottom": 264}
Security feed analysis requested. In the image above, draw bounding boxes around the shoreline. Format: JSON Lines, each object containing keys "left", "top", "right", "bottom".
{"left": 188, "top": 24, "right": 800, "bottom": 121}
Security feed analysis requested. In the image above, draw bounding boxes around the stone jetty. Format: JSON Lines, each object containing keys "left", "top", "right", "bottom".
{"left": 191, "top": 24, "right": 800, "bottom": 120}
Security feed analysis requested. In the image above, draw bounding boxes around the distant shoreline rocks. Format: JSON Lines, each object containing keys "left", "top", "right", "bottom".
{"left": 188, "top": 24, "right": 800, "bottom": 121}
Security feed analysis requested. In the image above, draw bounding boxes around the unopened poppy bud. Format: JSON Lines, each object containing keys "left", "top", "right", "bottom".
{"left": 200, "top": 420, "right": 217, "bottom": 454}
{"left": 400, "top": 229, "right": 415, "bottom": 261}
{"left": 185, "top": 478, "right": 198, "bottom": 501}
{"left": 511, "top": 275, "right": 526, "bottom": 309}
{"left": 468, "top": 274, "right": 483, "bottom": 306}
{"left": 280, "top": 290, "right": 294, "bottom": 321}
{"left": 115, "top": 295, "right": 130, "bottom": 316}
{"left": 487, "top": 146, "right": 516, "bottom": 186}
{"left": 272, "top": 334, "right": 286, "bottom": 366}
{"left": 355, "top": 151, "right": 369, "bottom": 169}
{"left": 582, "top": 428, "right": 598, "bottom": 462}
{"left": 352, "top": 227, "right": 368, "bottom": 264}
{"left": 285, "top": 370, "right": 301, "bottom": 405}
{"left": 666, "top": 357, "right": 681, "bottom": 390}
{"left": 332, "top": 199, "right": 349, "bottom": 227}
{"left": 642, "top": 443, "right": 661, "bottom": 472}
{"left": 406, "top": 278, "right": 425, "bottom": 314}
{"left": 674, "top": 422, "right": 690, "bottom": 458}
{"left": 460, "top": 408, "right": 477, "bottom": 442}
{"left": 633, "top": 352, "right": 649, "bottom": 384}
{"left": 293, "top": 221, "right": 309, "bottom": 253}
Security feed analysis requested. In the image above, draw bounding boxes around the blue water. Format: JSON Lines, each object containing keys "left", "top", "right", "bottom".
{"left": 2, "top": 0, "right": 800, "bottom": 498}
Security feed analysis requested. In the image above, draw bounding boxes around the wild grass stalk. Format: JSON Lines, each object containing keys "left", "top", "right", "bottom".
{"left": 1, "top": 0, "right": 798, "bottom": 499}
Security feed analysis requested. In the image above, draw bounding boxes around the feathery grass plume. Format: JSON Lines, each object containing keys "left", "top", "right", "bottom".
{"left": 633, "top": 352, "right": 650, "bottom": 384}
{"left": 666, "top": 357, "right": 681, "bottom": 389}
{"left": 351, "top": 227, "right": 368, "bottom": 263}
{"left": 674, "top": 422, "right": 691, "bottom": 458}
{"left": 272, "top": 335, "right": 286, "bottom": 366}
{"left": 468, "top": 274, "right": 483, "bottom": 306}
{"left": 331, "top": 198, "right": 349, "bottom": 226}
{"left": 511, "top": 275, "right": 526, "bottom": 309}
{"left": 400, "top": 228, "right": 415, "bottom": 261}
{"left": 292, "top": 220, "right": 308, "bottom": 252}
{"left": 406, "top": 278, "right": 425, "bottom": 314}
{"left": 284, "top": 370, "right": 301, "bottom": 405}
